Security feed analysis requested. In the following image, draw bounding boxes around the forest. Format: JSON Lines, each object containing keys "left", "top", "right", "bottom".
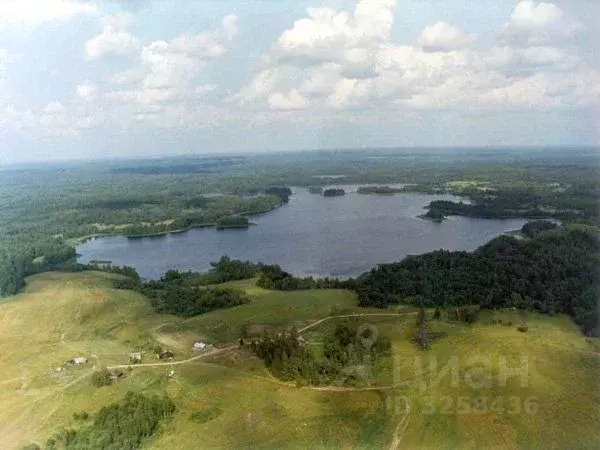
{"left": 355, "top": 224, "right": 599, "bottom": 336}
{"left": 113, "top": 271, "right": 248, "bottom": 317}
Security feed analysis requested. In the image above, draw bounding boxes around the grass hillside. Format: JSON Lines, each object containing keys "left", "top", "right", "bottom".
{"left": 0, "top": 272, "right": 598, "bottom": 449}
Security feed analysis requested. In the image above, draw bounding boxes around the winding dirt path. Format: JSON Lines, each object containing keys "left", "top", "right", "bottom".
{"left": 298, "top": 312, "right": 418, "bottom": 333}
{"left": 106, "top": 345, "right": 237, "bottom": 370}
{"left": 389, "top": 402, "right": 412, "bottom": 450}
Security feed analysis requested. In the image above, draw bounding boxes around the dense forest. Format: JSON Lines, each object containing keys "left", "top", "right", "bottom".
{"left": 174, "top": 256, "right": 264, "bottom": 285}
{"left": 113, "top": 271, "right": 248, "bottom": 317}
{"left": 108, "top": 262, "right": 249, "bottom": 317}
{"left": 43, "top": 392, "right": 175, "bottom": 450}
{"left": 355, "top": 224, "right": 599, "bottom": 336}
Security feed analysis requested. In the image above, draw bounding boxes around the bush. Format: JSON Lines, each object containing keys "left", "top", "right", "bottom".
{"left": 433, "top": 308, "right": 441, "bottom": 320}
{"left": 91, "top": 368, "right": 112, "bottom": 387}
{"left": 73, "top": 411, "right": 89, "bottom": 421}
{"left": 517, "top": 325, "right": 529, "bottom": 332}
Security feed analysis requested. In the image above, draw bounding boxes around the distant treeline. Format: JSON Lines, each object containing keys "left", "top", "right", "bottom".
{"left": 323, "top": 188, "right": 346, "bottom": 197}
{"left": 423, "top": 184, "right": 599, "bottom": 222}
{"left": 264, "top": 186, "right": 292, "bottom": 203}
{"left": 521, "top": 220, "right": 557, "bottom": 237}
{"left": 109, "top": 156, "right": 245, "bottom": 174}
{"left": 355, "top": 224, "right": 599, "bottom": 336}
{"left": 256, "top": 264, "right": 354, "bottom": 291}
{"left": 0, "top": 240, "right": 76, "bottom": 297}
{"left": 43, "top": 391, "right": 175, "bottom": 450}
{"left": 0, "top": 191, "right": 286, "bottom": 298}
{"left": 357, "top": 185, "right": 403, "bottom": 195}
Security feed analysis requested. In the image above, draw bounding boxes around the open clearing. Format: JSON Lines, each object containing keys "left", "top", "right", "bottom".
{"left": 0, "top": 272, "right": 598, "bottom": 449}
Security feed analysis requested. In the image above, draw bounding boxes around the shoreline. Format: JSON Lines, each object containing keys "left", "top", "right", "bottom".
{"left": 73, "top": 202, "right": 283, "bottom": 243}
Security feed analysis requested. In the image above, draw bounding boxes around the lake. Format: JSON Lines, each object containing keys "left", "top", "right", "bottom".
{"left": 77, "top": 186, "right": 529, "bottom": 279}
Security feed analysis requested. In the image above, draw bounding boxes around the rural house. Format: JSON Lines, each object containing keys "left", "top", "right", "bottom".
{"left": 67, "top": 357, "right": 89, "bottom": 365}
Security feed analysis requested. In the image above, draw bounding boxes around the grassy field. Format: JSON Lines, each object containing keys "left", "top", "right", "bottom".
{"left": 0, "top": 272, "right": 598, "bottom": 449}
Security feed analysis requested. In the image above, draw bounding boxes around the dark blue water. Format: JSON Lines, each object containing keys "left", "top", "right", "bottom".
{"left": 77, "top": 186, "right": 528, "bottom": 279}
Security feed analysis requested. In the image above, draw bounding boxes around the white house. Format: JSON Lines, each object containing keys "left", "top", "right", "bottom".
{"left": 194, "top": 342, "right": 213, "bottom": 350}
{"left": 69, "top": 357, "right": 88, "bottom": 365}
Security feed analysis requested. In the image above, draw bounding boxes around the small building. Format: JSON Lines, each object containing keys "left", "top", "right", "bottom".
{"left": 67, "top": 357, "right": 88, "bottom": 365}
{"left": 129, "top": 352, "right": 142, "bottom": 364}
{"left": 194, "top": 342, "right": 213, "bottom": 351}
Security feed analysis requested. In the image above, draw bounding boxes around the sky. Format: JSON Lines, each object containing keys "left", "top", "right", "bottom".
{"left": 0, "top": 0, "right": 599, "bottom": 163}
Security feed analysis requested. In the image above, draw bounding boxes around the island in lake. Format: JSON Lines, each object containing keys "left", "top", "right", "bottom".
{"left": 323, "top": 188, "right": 346, "bottom": 197}
{"left": 418, "top": 208, "right": 446, "bottom": 222}
{"left": 357, "top": 185, "right": 404, "bottom": 195}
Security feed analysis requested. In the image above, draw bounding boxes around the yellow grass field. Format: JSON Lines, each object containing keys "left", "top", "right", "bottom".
{"left": 0, "top": 271, "right": 598, "bottom": 449}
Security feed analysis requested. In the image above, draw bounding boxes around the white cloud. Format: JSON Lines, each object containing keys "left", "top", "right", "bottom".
{"left": 268, "top": 89, "right": 310, "bottom": 110}
{"left": 502, "top": 0, "right": 582, "bottom": 45}
{"left": 232, "top": 0, "right": 599, "bottom": 117}
{"left": 76, "top": 81, "right": 99, "bottom": 101}
{"left": 39, "top": 100, "right": 103, "bottom": 136}
{"left": 43, "top": 101, "right": 66, "bottom": 114}
{"left": 418, "top": 22, "right": 474, "bottom": 52}
{"left": 101, "top": 13, "right": 237, "bottom": 122}
{"left": 137, "top": 31, "right": 227, "bottom": 92}
{"left": 0, "top": 0, "right": 97, "bottom": 30}
{"left": 4, "top": 0, "right": 596, "bottom": 143}
{"left": 510, "top": 1, "right": 563, "bottom": 30}
{"left": 0, "top": 48, "right": 7, "bottom": 87}
{"left": 0, "top": 105, "right": 36, "bottom": 131}
{"left": 85, "top": 25, "right": 141, "bottom": 61}
{"left": 275, "top": 0, "right": 396, "bottom": 66}
{"left": 194, "top": 84, "right": 217, "bottom": 96}
{"left": 222, "top": 14, "right": 238, "bottom": 42}
{"left": 107, "top": 67, "right": 145, "bottom": 86}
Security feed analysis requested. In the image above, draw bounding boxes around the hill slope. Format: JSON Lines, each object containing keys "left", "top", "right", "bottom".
{"left": 0, "top": 272, "right": 598, "bottom": 449}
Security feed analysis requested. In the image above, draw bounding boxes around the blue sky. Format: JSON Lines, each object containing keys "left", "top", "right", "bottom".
{"left": 0, "top": 0, "right": 598, "bottom": 162}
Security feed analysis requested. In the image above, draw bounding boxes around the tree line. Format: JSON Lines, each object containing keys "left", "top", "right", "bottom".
{"left": 113, "top": 274, "right": 248, "bottom": 317}
{"left": 355, "top": 224, "right": 599, "bottom": 336}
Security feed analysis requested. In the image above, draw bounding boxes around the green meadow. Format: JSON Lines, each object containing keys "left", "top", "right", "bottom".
{"left": 0, "top": 272, "right": 598, "bottom": 449}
